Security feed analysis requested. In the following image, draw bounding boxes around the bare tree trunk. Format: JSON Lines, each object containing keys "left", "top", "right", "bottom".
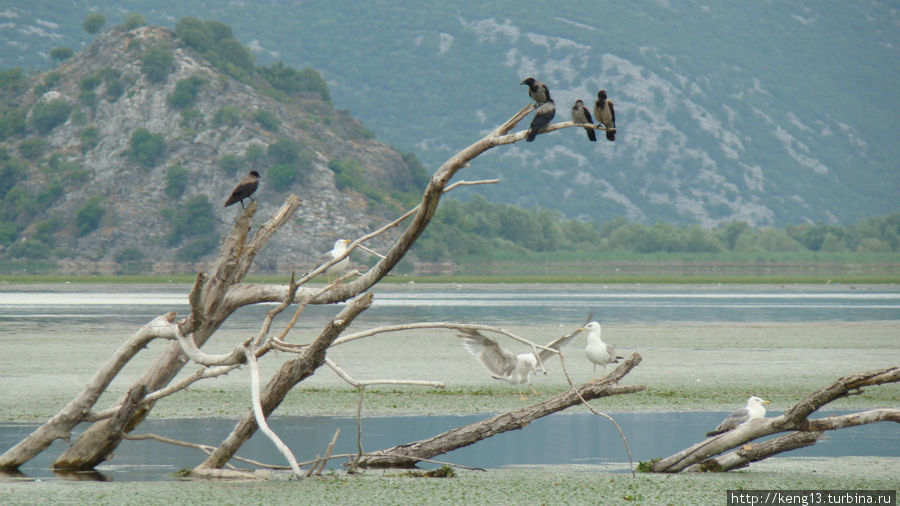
{"left": 0, "top": 312, "right": 176, "bottom": 470}
{"left": 193, "top": 292, "right": 374, "bottom": 473}
{"left": 0, "top": 198, "right": 299, "bottom": 472}
{"left": 652, "top": 367, "right": 900, "bottom": 473}
{"left": 354, "top": 353, "right": 645, "bottom": 469}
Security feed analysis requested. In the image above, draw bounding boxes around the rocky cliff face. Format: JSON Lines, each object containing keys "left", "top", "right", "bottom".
{"left": 3, "top": 25, "right": 423, "bottom": 273}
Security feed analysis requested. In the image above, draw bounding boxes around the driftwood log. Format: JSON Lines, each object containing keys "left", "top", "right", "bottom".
{"left": 651, "top": 366, "right": 900, "bottom": 473}
{"left": 354, "top": 353, "right": 645, "bottom": 469}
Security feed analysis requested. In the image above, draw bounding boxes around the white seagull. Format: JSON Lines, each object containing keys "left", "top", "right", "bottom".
{"left": 706, "top": 396, "right": 771, "bottom": 437}
{"left": 458, "top": 328, "right": 578, "bottom": 399}
{"left": 321, "top": 239, "right": 350, "bottom": 280}
{"left": 581, "top": 321, "right": 623, "bottom": 382}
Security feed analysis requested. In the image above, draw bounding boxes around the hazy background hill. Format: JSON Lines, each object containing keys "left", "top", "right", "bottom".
{"left": 3, "top": 1, "right": 897, "bottom": 230}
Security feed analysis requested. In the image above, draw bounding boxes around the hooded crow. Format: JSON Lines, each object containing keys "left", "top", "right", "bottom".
{"left": 520, "top": 77, "right": 551, "bottom": 105}
{"left": 571, "top": 99, "right": 597, "bottom": 142}
{"left": 526, "top": 99, "right": 556, "bottom": 142}
{"left": 593, "top": 90, "right": 616, "bottom": 141}
{"left": 224, "top": 170, "right": 259, "bottom": 208}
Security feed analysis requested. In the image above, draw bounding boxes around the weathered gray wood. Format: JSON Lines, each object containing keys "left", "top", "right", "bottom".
{"left": 354, "top": 353, "right": 645, "bottom": 469}
{"left": 652, "top": 367, "right": 900, "bottom": 473}
{"left": 194, "top": 292, "right": 374, "bottom": 472}
{"left": 0, "top": 312, "right": 176, "bottom": 470}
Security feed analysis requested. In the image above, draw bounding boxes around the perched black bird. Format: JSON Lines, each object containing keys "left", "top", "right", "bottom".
{"left": 571, "top": 99, "right": 597, "bottom": 142}
{"left": 224, "top": 170, "right": 260, "bottom": 208}
{"left": 520, "top": 77, "right": 551, "bottom": 105}
{"left": 593, "top": 89, "right": 616, "bottom": 141}
{"left": 526, "top": 99, "right": 556, "bottom": 142}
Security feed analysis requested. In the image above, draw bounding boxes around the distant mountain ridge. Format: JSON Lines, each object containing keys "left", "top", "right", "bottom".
{"left": 0, "top": 22, "right": 422, "bottom": 271}
{"left": 2, "top": 1, "right": 898, "bottom": 229}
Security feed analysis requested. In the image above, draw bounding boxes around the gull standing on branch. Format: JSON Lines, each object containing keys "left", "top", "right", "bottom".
{"left": 224, "top": 170, "right": 260, "bottom": 209}
{"left": 458, "top": 328, "right": 578, "bottom": 399}
{"left": 581, "top": 321, "right": 623, "bottom": 382}
{"left": 705, "top": 396, "right": 771, "bottom": 437}
{"left": 322, "top": 239, "right": 351, "bottom": 280}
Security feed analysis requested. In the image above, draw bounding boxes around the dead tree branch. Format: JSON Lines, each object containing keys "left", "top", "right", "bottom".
{"left": 353, "top": 353, "right": 644, "bottom": 468}
{"left": 0, "top": 312, "right": 177, "bottom": 469}
{"left": 193, "top": 292, "right": 374, "bottom": 474}
{"left": 652, "top": 366, "right": 900, "bottom": 473}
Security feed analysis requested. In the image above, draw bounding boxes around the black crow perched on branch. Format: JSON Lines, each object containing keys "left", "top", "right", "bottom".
{"left": 224, "top": 170, "right": 259, "bottom": 208}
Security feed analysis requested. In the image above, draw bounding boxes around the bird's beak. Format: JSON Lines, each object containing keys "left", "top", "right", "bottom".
{"left": 519, "top": 80, "right": 527, "bottom": 85}
{"left": 762, "top": 400, "right": 771, "bottom": 405}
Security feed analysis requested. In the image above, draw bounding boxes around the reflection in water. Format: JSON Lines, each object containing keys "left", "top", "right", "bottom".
{"left": 1, "top": 411, "right": 896, "bottom": 482}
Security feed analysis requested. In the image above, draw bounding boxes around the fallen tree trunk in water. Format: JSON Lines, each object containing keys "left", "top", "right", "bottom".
{"left": 651, "top": 366, "right": 900, "bottom": 473}
{"left": 354, "top": 353, "right": 645, "bottom": 469}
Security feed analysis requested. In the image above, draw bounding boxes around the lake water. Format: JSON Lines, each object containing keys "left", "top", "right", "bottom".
{"left": 0, "top": 283, "right": 898, "bottom": 481}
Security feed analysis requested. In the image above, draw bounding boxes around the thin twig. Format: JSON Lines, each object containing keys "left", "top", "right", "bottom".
{"left": 557, "top": 352, "right": 636, "bottom": 477}
{"left": 244, "top": 344, "right": 304, "bottom": 479}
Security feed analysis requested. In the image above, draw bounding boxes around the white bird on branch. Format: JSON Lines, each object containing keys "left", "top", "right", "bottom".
{"left": 458, "top": 328, "right": 578, "bottom": 399}
{"left": 706, "top": 396, "right": 771, "bottom": 437}
{"left": 317, "top": 239, "right": 350, "bottom": 281}
{"left": 581, "top": 321, "right": 623, "bottom": 382}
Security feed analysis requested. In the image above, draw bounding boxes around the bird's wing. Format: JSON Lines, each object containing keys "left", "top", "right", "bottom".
{"left": 583, "top": 106, "right": 594, "bottom": 124}
{"left": 606, "top": 343, "right": 623, "bottom": 363}
{"left": 708, "top": 407, "right": 750, "bottom": 435}
{"left": 608, "top": 100, "right": 615, "bottom": 126}
{"left": 536, "top": 330, "right": 580, "bottom": 362}
{"left": 458, "top": 329, "right": 516, "bottom": 377}
{"left": 529, "top": 102, "right": 556, "bottom": 131}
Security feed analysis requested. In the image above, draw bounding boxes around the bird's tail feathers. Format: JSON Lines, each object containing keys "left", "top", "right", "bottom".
{"left": 605, "top": 129, "right": 616, "bottom": 141}
{"left": 586, "top": 128, "right": 597, "bottom": 142}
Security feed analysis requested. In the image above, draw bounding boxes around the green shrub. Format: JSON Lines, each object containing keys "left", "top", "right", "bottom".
{"left": 7, "top": 238, "right": 51, "bottom": 259}
{"left": 268, "top": 163, "right": 297, "bottom": 188}
{"left": 161, "top": 193, "right": 215, "bottom": 245}
{"left": 218, "top": 153, "right": 240, "bottom": 175}
{"left": 79, "top": 90, "right": 97, "bottom": 108}
{"left": 123, "top": 13, "right": 146, "bottom": 30}
{"left": 83, "top": 13, "right": 106, "bottom": 34}
{"left": 37, "top": 179, "right": 63, "bottom": 207}
{"left": 167, "top": 75, "right": 206, "bottom": 109}
{"left": 0, "top": 220, "right": 17, "bottom": 245}
{"left": 80, "top": 125, "right": 99, "bottom": 152}
{"left": 80, "top": 73, "right": 102, "bottom": 91}
{"left": 213, "top": 105, "right": 242, "bottom": 126}
{"left": 141, "top": 44, "right": 173, "bottom": 83}
{"left": 177, "top": 234, "right": 218, "bottom": 261}
{"left": 104, "top": 78, "right": 124, "bottom": 101}
{"left": 49, "top": 47, "right": 74, "bottom": 63}
{"left": 75, "top": 196, "right": 105, "bottom": 236}
{"left": 267, "top": 138, "right": 300, "bottom": 165}
{"left": 0, "top": 150, "right": 27, "bottom": 198}
{"left": 29, "top": 98, "right": 72, "bottom": 134}
{"left": 260, "top": 62, "right": 331, "bottom": 103}
{"left": 165, "top": 164, "right": 189, "bottom": 198}
{"left": 128, "top": 128, "right": 165, "bottom": 168}
{"left": 18, "top": 137, "right": 45, "bottom": 160}
{"left": 252, "top": 109, "right": 279, "bottom": 131}
{"left": 0, "top": 108, "right": 26, "bottom": 140}
{"left": 115, "top": 246, "right": 145, "bottom": 262}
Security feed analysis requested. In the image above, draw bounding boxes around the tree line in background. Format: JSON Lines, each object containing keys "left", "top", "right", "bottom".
{"left": 414, "top": 194, "right": 900, "bottom": 263}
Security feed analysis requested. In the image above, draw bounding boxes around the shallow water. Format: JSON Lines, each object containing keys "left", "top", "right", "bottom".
{"left": 1, "top": 410, "right": 897, "bottom": 481}
{"left": 0, "top": 283, "right": 897, "bottom": 481}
